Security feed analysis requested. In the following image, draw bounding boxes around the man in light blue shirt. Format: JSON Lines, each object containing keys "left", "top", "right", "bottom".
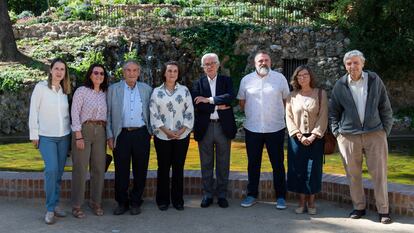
{"left": 107, "top": 60, "right": 153, "bottom": 216}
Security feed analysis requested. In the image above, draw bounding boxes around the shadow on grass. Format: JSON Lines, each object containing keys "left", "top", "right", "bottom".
{"left": 17, "top": 52, "right": 49, "bottom": 72}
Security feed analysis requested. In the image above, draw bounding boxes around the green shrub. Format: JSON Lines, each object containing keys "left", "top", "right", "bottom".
{"left": 7, "top": 0, "right": 58, "bottom": 16}
{"left": 343, "top": 0, "right": 414, "bottom": 80}
{"left": 181, "top": 7, "right": 204, "bottom": 17}
{"left": 395, "top": 107, "right": 414, "bottom": 129}
{"left": 8, "top": 10, "right": 17, "bottom": 24}
{"left": 17, "top": 10, "right": 34, "bottom": 19}
{"left": 165, "top": 0, "right": 188, "bottom": 7}
{"left": 71, "top": 50, "right": 105, "bottom": 84}
{"left": 0, "top": 65, "right": 46, "bottom": 92}
{"left": 170, "top": 21, "right": 257, "bottom": 87}
{"left": 56, "top": 1, "right": 96, "bottom": 21}
{"left": 157, "top": 8, "right": 174, "bottom": 18}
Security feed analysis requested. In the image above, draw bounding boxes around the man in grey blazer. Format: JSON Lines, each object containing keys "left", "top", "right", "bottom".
{"left": 106, "top": 60, "right": 153, "bottom": 215}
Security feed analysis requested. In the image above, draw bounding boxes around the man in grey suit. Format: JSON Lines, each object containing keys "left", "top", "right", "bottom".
{"left": 107, "top": 60, "right": 153, "bottom": 215}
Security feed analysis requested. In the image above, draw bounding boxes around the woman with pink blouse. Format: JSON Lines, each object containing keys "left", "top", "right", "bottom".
{"left": 70, "top": 64, "right": 109, "bottom": 218}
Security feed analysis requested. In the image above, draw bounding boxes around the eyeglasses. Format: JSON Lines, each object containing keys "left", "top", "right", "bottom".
{"left": 297, "top": 73, "right": 310, "bottom": 79}
{"left": 202, "top": 62, "right": 217, "bottom": 67}
{"left": 93, "top": 71, "right": 105, "bottom": 76}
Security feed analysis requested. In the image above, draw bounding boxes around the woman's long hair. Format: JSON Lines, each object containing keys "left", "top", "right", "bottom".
{"left": 47, "top": 58, "right": 71, "bottom": 94}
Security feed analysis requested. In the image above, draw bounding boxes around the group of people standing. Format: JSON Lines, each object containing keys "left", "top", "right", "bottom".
{"left": 28, "top": 49, "right": 393, "bottom": 225}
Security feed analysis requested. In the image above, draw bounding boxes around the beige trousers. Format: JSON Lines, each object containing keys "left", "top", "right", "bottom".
{"left": 337, "top": 130, "right": 389, "bottom": 214}
{"left": 71, "top": 123, "right": 106, "bottom": 207}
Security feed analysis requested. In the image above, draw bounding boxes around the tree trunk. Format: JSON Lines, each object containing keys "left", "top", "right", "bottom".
{"left": 0, "top": 0, "right": 19, "bottom": 61}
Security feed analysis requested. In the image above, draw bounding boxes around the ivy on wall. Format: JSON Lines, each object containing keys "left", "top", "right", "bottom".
{"left": 170, "top": 21, "right": 259, "bottom": 88}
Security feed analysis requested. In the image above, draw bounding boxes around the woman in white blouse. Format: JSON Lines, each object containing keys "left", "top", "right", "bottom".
{"left": 29, "top": 58, "right": 72, "bottom": 224}
{"left": 285, "top": 65, "right": 328, "bottom": 215}
{"left": 70, "top": 64, "right": 108, "bottom": 218}
{"left": 149, "top": 61, "right": 194, "bottom": 211}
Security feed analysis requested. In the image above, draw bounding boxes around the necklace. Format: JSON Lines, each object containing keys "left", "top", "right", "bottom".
{"left": 164, "top": 85, "right": 176, "bottom": 96}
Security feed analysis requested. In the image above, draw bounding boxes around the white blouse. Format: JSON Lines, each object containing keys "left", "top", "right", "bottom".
{"left": 149, "top": 83, "right": 194, "bottom": 140}
{"left": 29, "top": 81, "right": 71, "bottom": 140}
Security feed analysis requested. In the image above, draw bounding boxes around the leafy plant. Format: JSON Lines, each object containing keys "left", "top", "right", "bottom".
{"left": 71, "top": 50, "right": 105, "bottom": 84}
{"left": 0, "top": 65, "right": 46, "bottom": 92}
{"left": 344, "top": 0, "right": 414, "bottom": 80}
{"left": 156, "top": 8, "right": 174, "bottom": 18}
{"left": 170, "top": 21, "right": 257, "bottom": 88}
{"left": 17, "top": 10, "right": 34, "bottom": 19}
{"left": 395, "top": 107, "right": 414, "bottom": 129}
{"left": 8, "top": 10, "right": 18, "bottom": 24}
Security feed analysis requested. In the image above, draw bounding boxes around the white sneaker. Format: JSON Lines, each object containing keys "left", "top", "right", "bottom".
{"left": 54, "top": 206, "right": 67, "bottom": 217}
{"left": 44, "top": 211, "right": 55, "bottom": 224}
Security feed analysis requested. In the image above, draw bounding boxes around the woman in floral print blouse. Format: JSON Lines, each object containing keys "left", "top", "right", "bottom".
{"left": 149, "top": 61, "right": 194, "bottom": 211}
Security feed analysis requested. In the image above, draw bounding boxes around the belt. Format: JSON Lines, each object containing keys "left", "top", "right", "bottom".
{"left": 209, "top": 119, "right": 220, "bottom": 123}
{"left": 122, "top": 126, "right": 145, "bottom": 131}
{"left": 84, "top": 120, "right": 106, "bottom": 126}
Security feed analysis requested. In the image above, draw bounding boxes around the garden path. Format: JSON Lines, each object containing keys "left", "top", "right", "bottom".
{"left": 0, "top": 197, "right": 413, "bottom": 233}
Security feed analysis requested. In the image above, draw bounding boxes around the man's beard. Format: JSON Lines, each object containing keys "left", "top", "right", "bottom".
{"left": 256, "top": 66, "right": 269, "bottom": 76}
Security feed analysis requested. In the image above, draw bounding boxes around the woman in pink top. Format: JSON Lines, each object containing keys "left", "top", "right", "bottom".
{"left": 70, "top": 64, "right": 108, "bottom": 218}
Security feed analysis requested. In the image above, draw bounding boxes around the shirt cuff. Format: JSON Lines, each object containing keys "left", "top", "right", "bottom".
{"left": 71, "top": 125, "right": 82, "bottom": 132}
{"left": 208, "top": 97, "right": 214, "bottom": 104}
{"left": 29, "top": 129, "right": 39, "bottom": 140}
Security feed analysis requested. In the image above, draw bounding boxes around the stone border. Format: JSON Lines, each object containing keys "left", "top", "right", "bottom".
{"left": 0, "top": 171, "right": 412, "bottom": 217}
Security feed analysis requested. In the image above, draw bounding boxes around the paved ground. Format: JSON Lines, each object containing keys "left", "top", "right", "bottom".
{"left": 0, "top": 197, "right": 413, "bottom": 233}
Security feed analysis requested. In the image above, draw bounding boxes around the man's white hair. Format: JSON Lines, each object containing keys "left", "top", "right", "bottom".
{"left": 343, "top": 50, "right": 366, "bottom": 64}
{"left": 201, "top": 53, "right": 220, "bottom": 67}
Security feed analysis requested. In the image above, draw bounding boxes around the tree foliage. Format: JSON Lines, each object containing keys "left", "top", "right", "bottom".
{"left": 6, "top": 0, "right": 58, "bottom": 16}
{"left": 339, "top": 0, "right": 414, "bottom": 80}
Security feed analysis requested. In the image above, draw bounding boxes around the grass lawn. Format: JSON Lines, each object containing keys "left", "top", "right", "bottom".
{"left": 0, "top": 139, "right": 413, "bottom": 185}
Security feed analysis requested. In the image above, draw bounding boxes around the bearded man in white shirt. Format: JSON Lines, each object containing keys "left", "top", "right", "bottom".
{"left": 237, "top": 51, "right": 290, "bottom": 209}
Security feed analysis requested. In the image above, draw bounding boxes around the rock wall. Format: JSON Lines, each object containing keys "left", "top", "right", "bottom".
{"left": 4, "top": 21, "right": 411, "bottom": 136}
{"left": 0, "top": 85, "right": 33, "bottom": 135}
{"left": 13, "top": 21, "right": 348, "bottom": 89}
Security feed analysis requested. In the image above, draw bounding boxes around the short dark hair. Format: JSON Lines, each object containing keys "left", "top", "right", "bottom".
{"left": 84, "top": 64, "right": 109, "bottom": 92}
{"left": 290, "top": 65, "right": 316, "bottom": 91}
{"left": 161, "top": 61, "right": 181, "bottom": 83}
{"left": 254, "top": 50, "right": 271, "bottom": 60}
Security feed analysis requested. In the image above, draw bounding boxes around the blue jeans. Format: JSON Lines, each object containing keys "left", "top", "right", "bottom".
{"left": 39, "top": 134, "right": 70, "bottom": 211}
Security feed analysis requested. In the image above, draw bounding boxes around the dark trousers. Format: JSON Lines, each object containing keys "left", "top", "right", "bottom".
{"left": 245, "top": 128, "right": 286, "bottom": 199}
{"left": 154, "top": 135, "right": 190, "bottom": 206}
{"left": 287, "top": 135, "right": 324, "bottom": 194}
{"left": 114, "top": 128, "right": 150, "bottom": 207}
{"left": 198, "top": 122, "right": 231, "bottom": 198}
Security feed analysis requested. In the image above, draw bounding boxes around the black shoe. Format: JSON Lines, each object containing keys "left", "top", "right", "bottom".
{"left": 130, "top": 206, "right": 141, "bottom": 215}
{"left": 217, "top": 198, "right": 229, "bottom": 208}
{"left": 158, "top": 204, "right": 169, "bottom": 211}
{"left": 200, "top": 197, "right": 213, "bottom": 208}
{"left": 113, "top": 205, "right": 129, "bottom": 215}
{"left": 379, "top": 213, "right": 392, "bottom": 224}
{"left": 173, "top": 204, "right": 184, "bottom": 211}
{"left": 349, "top": 209, "right": 366, "bottom": 219}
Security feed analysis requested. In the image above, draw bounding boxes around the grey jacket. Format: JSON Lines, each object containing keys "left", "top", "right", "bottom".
{"left": 106, "top": 80, "right": 153, "bottom": 148}
{"left": 329, "top": 71, "right": 393, "bottom": 137}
